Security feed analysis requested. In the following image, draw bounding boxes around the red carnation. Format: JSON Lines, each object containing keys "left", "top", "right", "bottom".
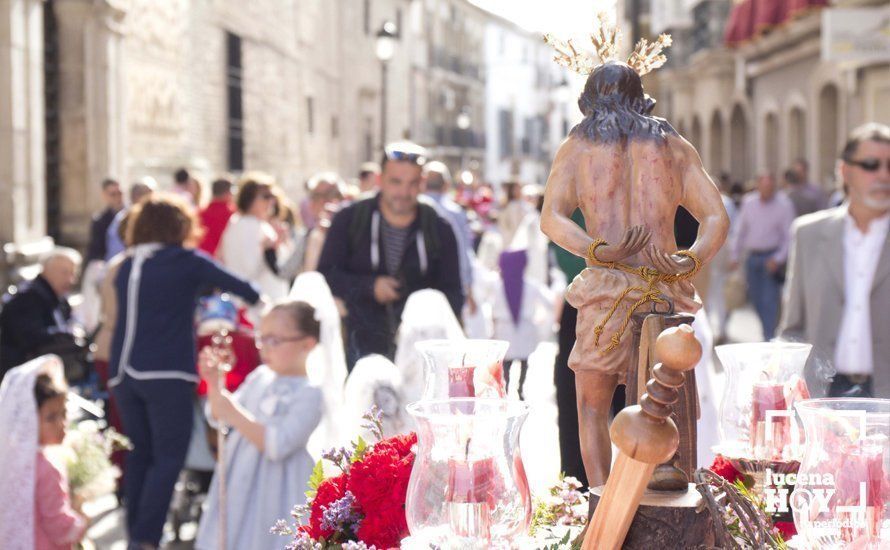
{"left": 357, "top": 509, "right": 408, "bottom": 549}
{"left": 710, "top": 455, "right": 743, "bottom": 484}
{"left": 374, "top": 432, "right": 417, "bottom": 458}
{"left": 348, "top": 434, "right": 416, "bottom": 512}
{"left": 347, "top": 433, "right": 417, "bottom": 547}
{"left": 308, "top": 474, "right": 348, "bottom": 540}
{"left": 774, "top": 521, "right": 797, "bottom": 541}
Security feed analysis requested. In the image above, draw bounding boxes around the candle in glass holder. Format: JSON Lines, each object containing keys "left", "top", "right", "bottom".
{"left": 446, "top": 457, "right": 497, "bottom": 503}
{"left": 835, "top": 445, "right": 885, "bottom": 544}
{"left": 446, "top": 457, "right": 497, "bottom": 540}
{"left": 751, "top": 381, "right": 788, "bottom": 458}
{"left": 449, "top": 366, "right": 476, "bottom": 397}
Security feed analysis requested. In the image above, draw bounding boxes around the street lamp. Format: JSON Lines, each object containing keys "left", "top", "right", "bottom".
{"left": 456, "top": 109, "right": 471, "bottom": 130}
{"left": 375, "top": 21, "right": 397, "bottom": 148}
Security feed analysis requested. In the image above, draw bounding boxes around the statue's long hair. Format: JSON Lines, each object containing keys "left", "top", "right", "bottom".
{"left": 572, "top": 61, "right": 677, "bottom": 143}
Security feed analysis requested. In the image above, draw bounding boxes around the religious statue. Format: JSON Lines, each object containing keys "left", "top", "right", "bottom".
{"left": 540, "top": 16, "right": 730, "bottom": 487}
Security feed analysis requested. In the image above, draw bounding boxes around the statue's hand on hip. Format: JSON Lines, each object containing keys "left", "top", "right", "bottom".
{"left": 643, "top": 243, "right": 695, "bottom": 274}
{"left": 595, "top": 225, "right": 651, "bottom": 263}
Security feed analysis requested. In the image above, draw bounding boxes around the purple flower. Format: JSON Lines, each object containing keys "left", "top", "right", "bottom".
{"left": 320, "top": 491, "right": 361, "bottom": 534}
{"left": 361, "top": 406, "right": 384, "bottom": 441}
{"left": 322, "top": 446, "right": 353, "bottom": 472}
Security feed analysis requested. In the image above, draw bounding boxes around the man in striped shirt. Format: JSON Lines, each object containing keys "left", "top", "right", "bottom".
{"left": 318, "top": 142, "right": 464, "bottom": 370}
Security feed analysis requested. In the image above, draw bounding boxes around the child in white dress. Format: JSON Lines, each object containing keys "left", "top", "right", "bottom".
{"left": 195, "top": 300, "right": 323, "bottom": 550}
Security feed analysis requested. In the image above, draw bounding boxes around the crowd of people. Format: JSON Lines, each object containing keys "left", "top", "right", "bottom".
{"left": 0, "top": 119, "right": 887, "bottom": 549}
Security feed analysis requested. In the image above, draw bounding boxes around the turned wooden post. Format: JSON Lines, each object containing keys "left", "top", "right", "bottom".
{"left": 627, "top": 311, "right": 699, "bottom": 491}
{"left": 582, "top": 324, "right": 702, "bottom": 550}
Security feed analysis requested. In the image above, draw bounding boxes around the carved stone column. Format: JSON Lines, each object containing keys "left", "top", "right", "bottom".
{"left": 54, "top": 0, "right": 126, "bottom": 247}
{"left": 0, "top": 0, "right": 48, "bottom": 270}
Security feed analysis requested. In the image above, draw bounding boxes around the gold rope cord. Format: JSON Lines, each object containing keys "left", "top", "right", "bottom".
{"left": 585, "top": 238, "right": 701, "bottom": 351}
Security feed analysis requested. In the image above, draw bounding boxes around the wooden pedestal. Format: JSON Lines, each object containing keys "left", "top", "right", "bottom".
{"left": 628, "top": 312, "right": 699, "bottom": 489}
{"left": 588, "top": 483, "right": 715, "bottom": 549}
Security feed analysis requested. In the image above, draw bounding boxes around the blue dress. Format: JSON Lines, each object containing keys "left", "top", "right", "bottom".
{"left": 195, "top": 366, "right": 322, "bottom": 550}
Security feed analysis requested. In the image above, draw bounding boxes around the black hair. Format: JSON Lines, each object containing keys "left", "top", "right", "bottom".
{"left": 211, "top": 177, "right": 234, "bottom": 198}
{"left": 236, "top": 179, "right": 272, "bottom": 214}
{"left": 269, "top": 300, "right": 321, "bottom": 341}
{"left": 101, "top": 178, "right": 120, "bottom": 190}
{"left": 572, "top": 61, "right": 677, "bottom": 144}
{"left": 34, "top": 373, "right": 66, "bottom": 409}
{"left": 174, "top": 167, "right": 191, "bottom": 185}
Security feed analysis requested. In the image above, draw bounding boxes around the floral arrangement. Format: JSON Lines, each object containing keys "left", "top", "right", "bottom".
{"left": 530, "top": 475, "right": 588, "bottom": 533}
{"left": 65, "top": 420, "right": 131, "bottom": 502}
{"left": 708, "top": 455, "right": 795, "bottom": 546}
{"left": 528, "top": 475, "right": 589, "bottom": 549}
{"left": 274, "top": 408, "right": 417, "bottom": 550}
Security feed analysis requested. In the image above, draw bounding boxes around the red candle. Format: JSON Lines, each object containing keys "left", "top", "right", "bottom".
{"left": 751, "top": 382, "right": 788, "bottom": 457}
{"left": 751, "top": 381, "right": 787, "bottom": 424}
{"left": 834, "top": 445, "right": 885, "bottom": 542}
{"left": 446, "top": 457, "right": 497, "bottom": 504}
{"left": 449, "top": 366, "right": 476, "bottom": 398}
{"left": 836, "top": 446, "right": 884, "bottom": 506}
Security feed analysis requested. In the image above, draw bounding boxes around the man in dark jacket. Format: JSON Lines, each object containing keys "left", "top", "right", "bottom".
{"left": 0, "top": 248, "right": 82, "bottom": 379}
{"left": 82, "top": 178, "right": 124, "bottom": 332}
{"left": 318, "top": 142, "right": 464, "bottom": 369}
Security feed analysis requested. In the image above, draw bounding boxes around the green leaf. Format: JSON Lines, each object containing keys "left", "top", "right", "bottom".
{"left": 351, "top": 436, "right": 368, "bottom": 463}
{"left": 305, "top": 459, "right": 325, "bottom": 500}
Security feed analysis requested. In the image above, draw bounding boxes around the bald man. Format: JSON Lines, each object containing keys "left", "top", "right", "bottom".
{"left": 0, "top": 248, "right": 82, "bottom": 379}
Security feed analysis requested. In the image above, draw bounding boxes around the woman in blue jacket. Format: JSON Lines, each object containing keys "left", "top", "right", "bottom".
{"left": 108, "top": 194, "right": 261, "bottom": 550}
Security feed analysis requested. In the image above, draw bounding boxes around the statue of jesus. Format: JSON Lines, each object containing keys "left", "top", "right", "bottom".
{"left": 540, "top": 25, "right": 730, "bottom": 487}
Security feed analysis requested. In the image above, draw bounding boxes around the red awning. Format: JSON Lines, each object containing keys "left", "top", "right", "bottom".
{"left": 724, "top": 0, "right": 829, "bottom": 46}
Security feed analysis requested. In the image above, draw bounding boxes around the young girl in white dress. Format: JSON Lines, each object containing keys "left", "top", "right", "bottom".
{"left": 195, "top": 300, "right": 323, "bottom": 550}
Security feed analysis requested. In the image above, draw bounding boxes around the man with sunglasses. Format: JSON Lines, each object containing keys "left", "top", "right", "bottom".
{"left": 781, "top": 123, "right": 890, "bottom": 398}
{"left": 318, "top": 141, "right": 464, "bottom": 370}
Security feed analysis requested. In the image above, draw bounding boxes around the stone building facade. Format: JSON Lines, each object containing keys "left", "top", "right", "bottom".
{"left": 0, "top": 0, "right": 577, "bottom": 284}
{"left": 0, "top": 0, "right": 425, "bottom": 266}
{"left": 650, "top": 0, "right": 890, "bottom": 189}
{"left": 484, "top": 15, "right": 578, "bottom": 187}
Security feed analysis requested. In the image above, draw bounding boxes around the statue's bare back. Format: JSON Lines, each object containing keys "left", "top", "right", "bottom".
{"left": 542, "top": 133, "right": 728, "bottom": 377}
{"left": 574, "top": 136, "right": 688, "bottom": 266}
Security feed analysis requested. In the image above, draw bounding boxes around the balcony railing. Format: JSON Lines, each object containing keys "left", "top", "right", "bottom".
{"left": 433, "top": 125, "right": 485, "bottom": 148}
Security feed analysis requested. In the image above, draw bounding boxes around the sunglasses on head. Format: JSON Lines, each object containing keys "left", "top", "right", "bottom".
{"left": 384, "top": 147, "right": 427, "bottom": 166}
{"left": 845, "top": 157, "right": 890, "bottom": 173}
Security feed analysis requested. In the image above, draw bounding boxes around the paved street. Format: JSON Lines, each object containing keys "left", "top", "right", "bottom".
{"left": 86, "top": 306, "right": 765, "bottom": 548}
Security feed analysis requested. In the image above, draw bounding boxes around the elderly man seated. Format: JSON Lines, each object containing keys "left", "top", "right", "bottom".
{"left": 0, "top": 247, "right": 83, "bottom": 381}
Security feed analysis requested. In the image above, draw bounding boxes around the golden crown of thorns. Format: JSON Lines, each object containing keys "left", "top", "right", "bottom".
{"left": 543, "top": 13, "right": 672, "bottom": 76}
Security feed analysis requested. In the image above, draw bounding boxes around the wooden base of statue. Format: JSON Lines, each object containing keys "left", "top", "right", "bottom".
{"left": 627, "top": 311, "right": 698, "bottom": 491}
{"left": 581, "top": 325, "right": 703, "bottom": 550}
{"left": 587, "top": 483, "right": 715, "bottom": 549}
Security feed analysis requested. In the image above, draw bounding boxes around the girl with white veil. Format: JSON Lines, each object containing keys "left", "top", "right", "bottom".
{"left": 0, "top": 355, "right": 87, "bottom": 550}
{"left": 394, "top": 289, "right": 465, "bottom": 405}
{"left": 288, "top": 272, "right": 348, "bottom": 457}
{"left": 344, "top": 355, "right": 409, "bottom": 438}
